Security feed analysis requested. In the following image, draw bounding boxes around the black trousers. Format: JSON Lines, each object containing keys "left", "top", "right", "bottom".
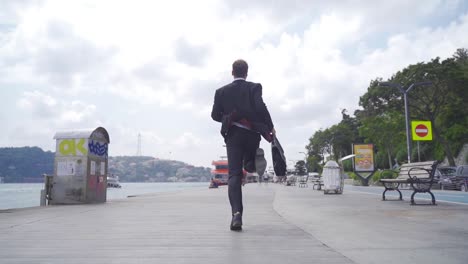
{"left": 225, "top": 126, "right": 261, "bottom": 215}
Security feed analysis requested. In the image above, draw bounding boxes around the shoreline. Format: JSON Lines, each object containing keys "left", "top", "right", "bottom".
{"left": 0, "top": 182, "right": 209, "bottom": 210}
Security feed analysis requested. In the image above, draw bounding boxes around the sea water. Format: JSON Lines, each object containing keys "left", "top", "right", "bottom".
{"left": 0, "top": 182, "right": 208, "bottom": 210}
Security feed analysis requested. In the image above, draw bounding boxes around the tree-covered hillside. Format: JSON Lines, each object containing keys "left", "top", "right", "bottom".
{"left": 108, "top": 156, "right": 211, "bottom": 182}
{"left": 0, "top": 147, "right": 54, "bottom": 182}
{"left": 0, "top": 147, "right": 211, "bottom": 183}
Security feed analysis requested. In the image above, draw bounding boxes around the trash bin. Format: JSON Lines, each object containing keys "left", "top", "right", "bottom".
{"left": 49, "top": 127, "right": 110, "bottom": 204}
{"left": 322, "top": 160, "right": 344, "bottom": 194}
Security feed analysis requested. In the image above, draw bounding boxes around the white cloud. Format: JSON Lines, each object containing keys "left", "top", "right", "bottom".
{"left": 17, "top": 90, "right": 56, "bottom": 107}
{"left": 1, "top": 1, "right": 468, "bottom": 166}
{"left": 16, "top": 90, "right": 97, "bottom": 126}
{"left": 174, "top": 132, "right": 202, "bottom": 148}
{"left": 59, "top": 101, "right": 96, "bottom": 123}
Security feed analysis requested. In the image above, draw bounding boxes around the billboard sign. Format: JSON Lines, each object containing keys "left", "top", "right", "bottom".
{"left": 353, "top": 144, "right": 375, "bottom": 172}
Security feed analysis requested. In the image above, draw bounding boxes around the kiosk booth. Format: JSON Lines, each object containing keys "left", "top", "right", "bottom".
{"left": 48, "top": 127, "right": 110, "bottom": 204}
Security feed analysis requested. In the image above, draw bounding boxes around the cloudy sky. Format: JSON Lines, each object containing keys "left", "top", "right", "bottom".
{"left": 1, "top": 0, "right": 467, "bottom": 168}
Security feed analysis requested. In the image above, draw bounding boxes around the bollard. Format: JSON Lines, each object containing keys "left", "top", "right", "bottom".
{"left": 41, "top": 174, "right": 53, "bottom": 206}
{"left": 40, "top": 189, "right": 46, "bottom": 206}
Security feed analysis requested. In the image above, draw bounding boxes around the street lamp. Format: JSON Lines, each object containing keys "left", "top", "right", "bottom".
{"left": 378, "top": 81, "right": 431, "bottom": 163}
{"left": 299, "top": 151, "right": 307, "bottom": 158}
{"left": 299, "top": 151, "right": 307, "bottom": 168}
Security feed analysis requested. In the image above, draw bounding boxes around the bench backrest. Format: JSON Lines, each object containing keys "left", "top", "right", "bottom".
{"left": 396, "top": 161, "right": 437, "bottom": 180}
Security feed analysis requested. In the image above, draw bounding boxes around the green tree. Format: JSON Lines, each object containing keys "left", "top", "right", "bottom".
{"left": 306, "top": 48, "right": 467, "bottom": 176}
{"left": 391, "top": 54, "right": 468, "bottom": 165}
{"left": 294, "top": 160, "right": 307, "bottom": 176}
{"left": 357, "top": 112, "right": 405, "bottom": 168}
{"left": 356, "top": 50, "right": 468, "bottom": 166}
{"left": 305, "top": 110, "right": 362, "bottom": 171}
{"left": 306, "top": 129, "right": 332, "bottom": 165}
{"left": 329, "top": 110, "right": 363, "bottom": 159}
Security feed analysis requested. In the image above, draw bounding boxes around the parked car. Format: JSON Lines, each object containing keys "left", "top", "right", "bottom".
{"left": 454, "top": 165, "right": 468, "bottom": 192}
{"left": 437, "top": 166, "right": 457, "bottom": 190}
{"left": 439, "top": 165, "right": 468, "bottom": 191}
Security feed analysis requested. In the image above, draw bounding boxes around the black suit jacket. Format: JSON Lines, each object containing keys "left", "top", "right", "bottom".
{"left": 211, "top": 79, "right": 274, "bottom": 133}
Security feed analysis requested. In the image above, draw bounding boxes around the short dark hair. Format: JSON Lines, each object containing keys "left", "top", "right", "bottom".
{"left": 232, "top": 59, "right": 248, "bottom": 78}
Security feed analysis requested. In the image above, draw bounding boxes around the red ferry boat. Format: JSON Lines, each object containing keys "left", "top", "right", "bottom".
{"left": 210, "top": 158, "right": 254, "bottom": 187}
{"left": 211, "top": 159, "right": 229, "bottom": 186}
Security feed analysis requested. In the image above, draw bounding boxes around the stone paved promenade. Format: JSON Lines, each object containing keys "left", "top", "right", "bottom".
{"left": 1, "top": 184, "right": 467, "bottom": 264}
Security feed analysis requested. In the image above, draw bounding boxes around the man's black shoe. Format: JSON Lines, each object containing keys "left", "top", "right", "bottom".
{"left": 230, "top": 212, "right": 242, "bottom": 231}
{"left": 244, "top": 160, "right": 255, "bottom": 173}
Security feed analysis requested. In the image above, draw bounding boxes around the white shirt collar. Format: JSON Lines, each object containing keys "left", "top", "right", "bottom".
{"left": 233, "top": 77, "right": 246, "bottom": 81}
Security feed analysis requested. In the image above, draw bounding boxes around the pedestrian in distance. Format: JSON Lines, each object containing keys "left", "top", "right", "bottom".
{"left": 211, "top": 59, "right": 276, "bottom": 231}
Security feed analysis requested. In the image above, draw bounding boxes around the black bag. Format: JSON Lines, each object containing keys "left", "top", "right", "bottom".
{"left": 220, "top": 109, "right": 240, "bottom": 138}
{"left": 271, "top": 136, "right": 286, "bottom": 176}
{"left": 220, "top": 113, "right": 233, "bottom": 138}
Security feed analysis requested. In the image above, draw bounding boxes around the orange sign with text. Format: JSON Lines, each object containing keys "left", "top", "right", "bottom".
{"left": 353, "top": 144, "right": 375, "bottom": 172}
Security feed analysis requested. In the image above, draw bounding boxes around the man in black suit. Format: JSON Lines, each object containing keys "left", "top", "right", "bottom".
{"left": 211, "top": 59, "right": 275, "bottom": 231}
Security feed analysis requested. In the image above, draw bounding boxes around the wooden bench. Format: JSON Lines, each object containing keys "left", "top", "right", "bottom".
{"left": 286, "top": 176, "right": 297, "bottom": 186}
{"left": 380, "top": 161, "right": 438, "bottom": 205}
{"left": 298, "top": 175, "right": 309, "bottom": 188}
{"left": 311, "top": 176, "right": 323, "bottom": 190}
